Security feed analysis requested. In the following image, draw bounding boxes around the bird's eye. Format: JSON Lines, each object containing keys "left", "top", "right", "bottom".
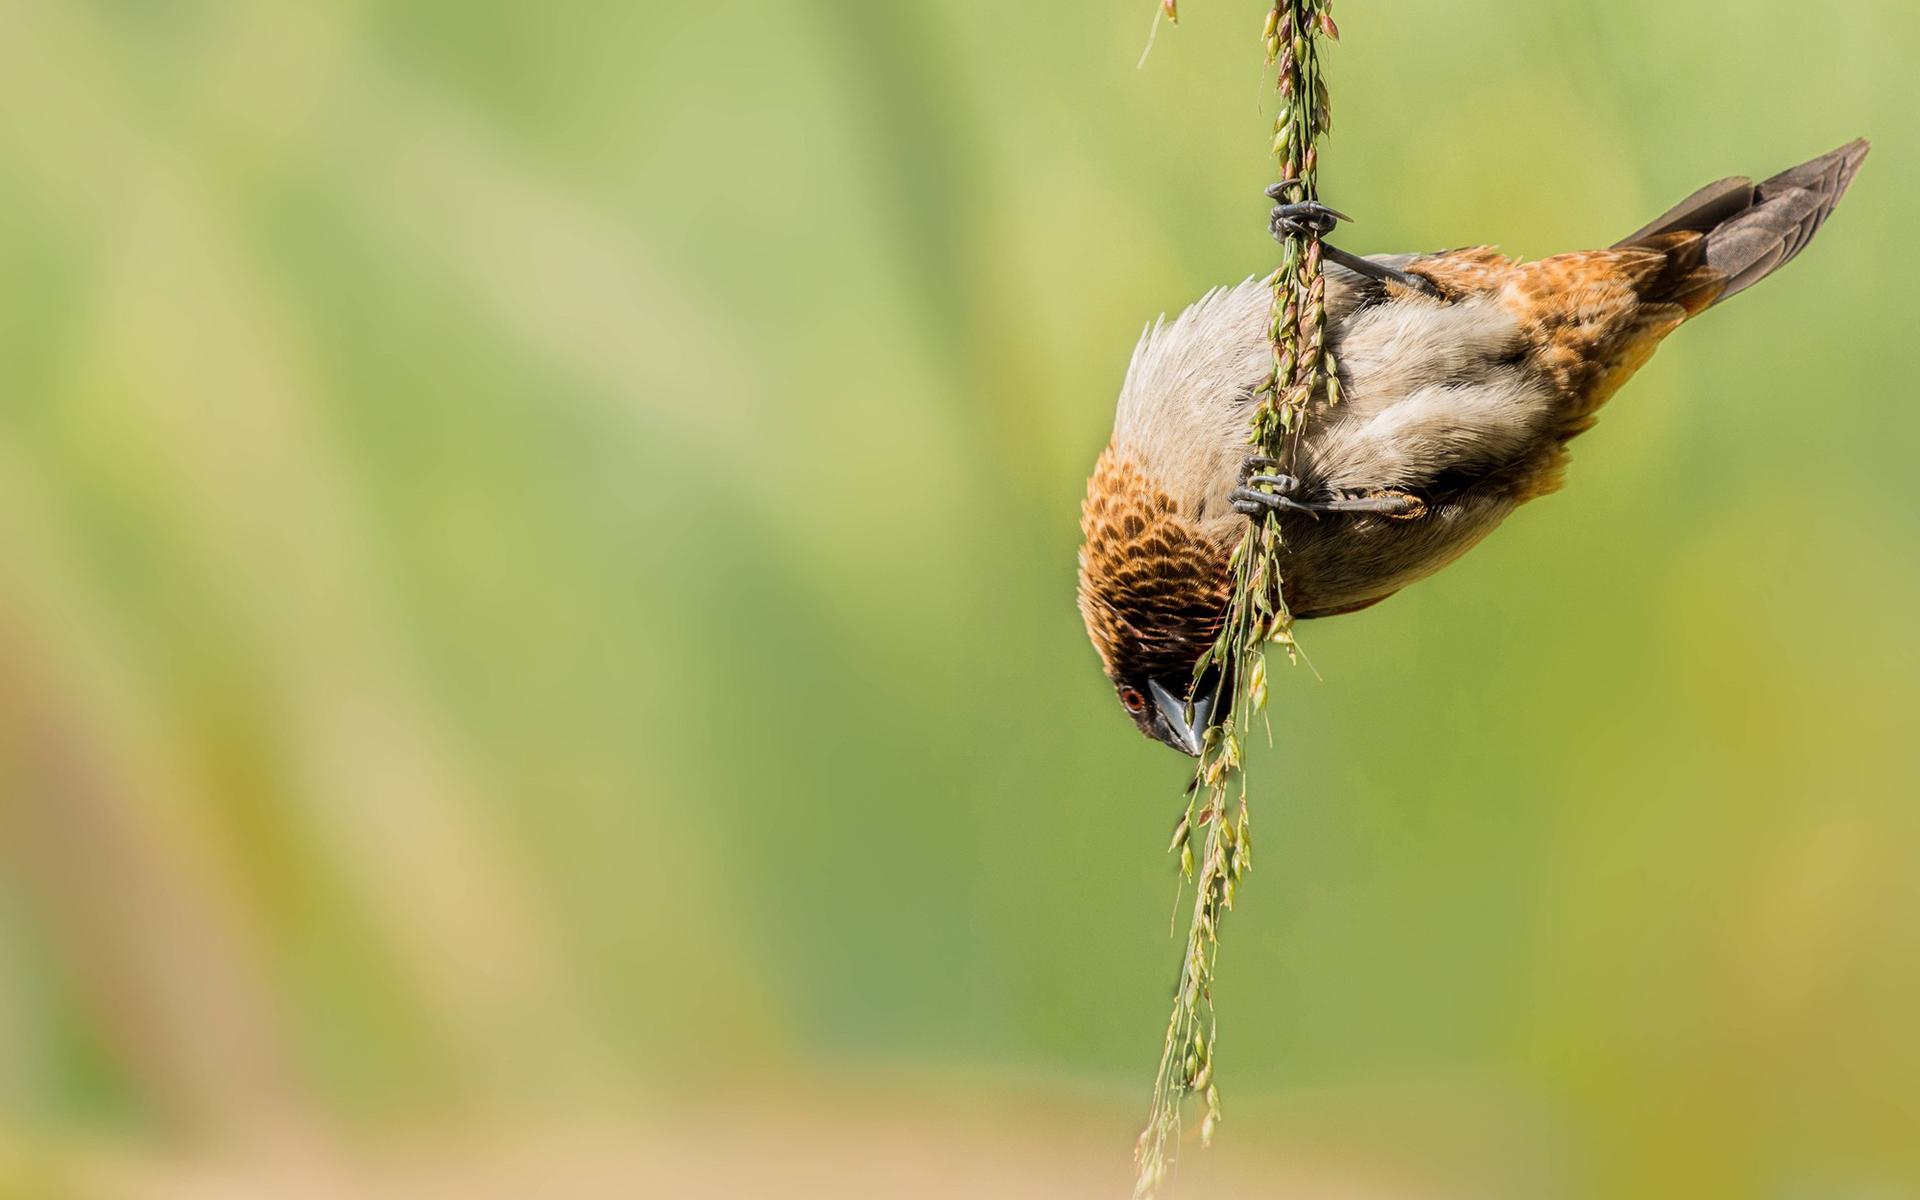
{"left": 1119, "top": 686, "right": 1147, "bottom": 714}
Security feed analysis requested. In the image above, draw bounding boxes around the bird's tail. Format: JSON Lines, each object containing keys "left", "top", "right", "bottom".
{"left": 1616, "top": 138, "right": 1869, "bottom": 306}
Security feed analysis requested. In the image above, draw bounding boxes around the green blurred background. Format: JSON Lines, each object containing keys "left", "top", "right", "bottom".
{"left": 1, "top": 1, "right": 1915, "bottom": 1196}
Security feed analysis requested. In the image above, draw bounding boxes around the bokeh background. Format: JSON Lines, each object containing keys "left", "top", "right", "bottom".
{"left": 1, "top": 1, "right": 1915, "bottom": 1196}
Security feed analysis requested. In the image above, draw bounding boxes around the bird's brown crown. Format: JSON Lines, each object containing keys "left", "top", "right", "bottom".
{"left": 1077, "top": 446, "right": 1231, "bottom": 688}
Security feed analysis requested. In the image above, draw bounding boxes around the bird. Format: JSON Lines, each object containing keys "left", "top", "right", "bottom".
{"left": 1077, "top": 140, "right": 1868, "bottom": 756}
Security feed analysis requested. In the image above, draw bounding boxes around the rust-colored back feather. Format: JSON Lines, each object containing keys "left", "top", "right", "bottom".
{"left": 1415, "top": 234, "right": 1721, "bottom": 447}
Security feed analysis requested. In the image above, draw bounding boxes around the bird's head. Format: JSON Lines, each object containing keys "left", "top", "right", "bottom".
{"left": 1078, "top": 450, "right": 1234, "bottom": 757}
{"left": 1078, "top": 281, "right": 1275, "bottom": 755}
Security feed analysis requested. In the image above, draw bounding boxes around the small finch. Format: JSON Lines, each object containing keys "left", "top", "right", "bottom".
{"left": 1079, "top": 141, "right": 1868, "bottom": 755}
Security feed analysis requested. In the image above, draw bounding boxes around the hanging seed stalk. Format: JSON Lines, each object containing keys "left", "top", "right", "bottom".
{"left": 1132, "top": 3, "right": 1335, "bottom": 1196}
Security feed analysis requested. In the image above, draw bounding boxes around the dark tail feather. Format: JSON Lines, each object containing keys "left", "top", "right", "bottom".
{"left": 1616, "top": 139, "right": 1869, "bottom": 305}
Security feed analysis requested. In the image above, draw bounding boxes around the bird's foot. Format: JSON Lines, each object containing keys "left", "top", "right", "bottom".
{"left": 1265, "top": 184, "right": 1442, "bottom": 298}
{"left": 1236, "top": 455, "right": 1290, "bottom": 486}
{"left": 1233, "top": 468, "right": 1428, "bottom": 522}
{"left": 1231, "top": 463, "right": 1319, "bottom": 519}
{"left": 1267, "top": 195, "right": 1350, "bottom": 241}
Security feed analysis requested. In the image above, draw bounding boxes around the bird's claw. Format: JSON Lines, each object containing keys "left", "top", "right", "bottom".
{"left": 1235, "top": 456, "right": 1315, "bottom": 517}
{"left": 1231, "top": 465, "right": 1321, "bottom": 520}
{"left": 1269, "top": 199, "right": 1350, "bottom": 241}
{"left": 1236, "top": 455, "right": 1295, "bottom": 488}
{"left": 1244, "top": 472, "right": 1304, "bottom": 495}
{"left": 1264, "top": 187, "right": 1444, "bottom": 298}
{"left": 1233, "top": 458, "right": 1427, "bottom": 522}
{"left": 1232, "top": 487, "right": 1320, "bottom": 519}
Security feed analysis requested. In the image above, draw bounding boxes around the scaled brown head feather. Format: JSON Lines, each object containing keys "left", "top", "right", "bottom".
{"left": 1078, "top": 446, "right": 1231, "bottom": 753}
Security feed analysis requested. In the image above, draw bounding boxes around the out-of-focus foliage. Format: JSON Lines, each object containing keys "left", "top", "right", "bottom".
{"left": 0, "top": 2, "right": 1914, "bottom": 1196}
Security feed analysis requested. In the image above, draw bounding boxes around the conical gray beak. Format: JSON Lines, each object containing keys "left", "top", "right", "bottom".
{"left": 1149, "top": 679, "right": 1211, "bottom": 758}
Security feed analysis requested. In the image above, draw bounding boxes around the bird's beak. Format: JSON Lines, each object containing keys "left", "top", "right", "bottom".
{"left": 1149, "top": 679, "right": 1211, "bottom": 758}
